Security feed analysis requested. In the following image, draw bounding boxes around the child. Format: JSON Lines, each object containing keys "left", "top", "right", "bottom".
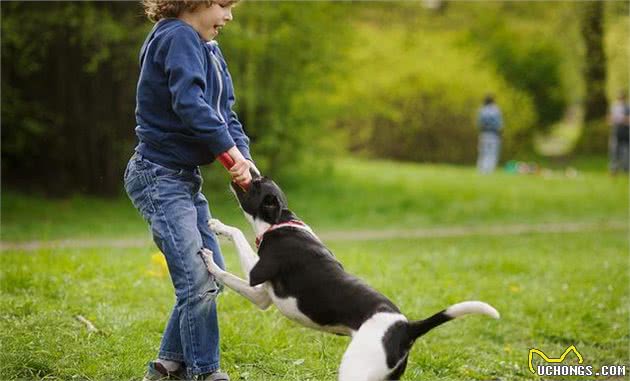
{"left": 125, "top": 1, "right": 254, "bottom": 379}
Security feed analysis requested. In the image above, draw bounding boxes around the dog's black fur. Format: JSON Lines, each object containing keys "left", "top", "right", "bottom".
{"left": 234, "top": 177, "right": 400, "bottom": 330}
{"left": 219, "top": 174, "right": 499, "bottom": 380}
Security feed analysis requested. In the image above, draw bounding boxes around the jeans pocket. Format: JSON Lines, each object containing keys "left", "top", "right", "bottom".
{"left": 125, "top": 173, "right": 156, "bottom": 220}
{"left": 201, "top": 280, "right": 221, "bottom": 300}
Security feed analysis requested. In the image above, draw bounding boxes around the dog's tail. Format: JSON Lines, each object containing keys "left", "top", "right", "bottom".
{"left": 408, "top": 301, "right": 499, "bottom": 340}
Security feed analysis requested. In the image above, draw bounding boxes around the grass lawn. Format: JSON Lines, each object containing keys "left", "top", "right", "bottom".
{"left": 1, "top": 231, "right": 627, "bottom": 380}
{"left": 1, "top": 158, "right": 628, "bottom": 380}
{"left": 1, "top": 158, "right": 627, "bottom": 242}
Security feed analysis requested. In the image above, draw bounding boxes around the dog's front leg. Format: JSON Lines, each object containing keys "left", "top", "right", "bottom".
{"left": 200, "top": 249, "right": 272, "bottom": 310}
{"left": 209, "top": 219, "right": 258, "bottom": 281}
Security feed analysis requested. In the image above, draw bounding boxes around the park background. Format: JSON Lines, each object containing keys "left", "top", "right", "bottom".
{"left": 1, "top": 1, "right": 628, "bottom": 380}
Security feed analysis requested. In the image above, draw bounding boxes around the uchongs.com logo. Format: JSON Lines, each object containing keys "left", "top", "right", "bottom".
{"left": 528, "top": 345, "right": 627, "bottom": 377}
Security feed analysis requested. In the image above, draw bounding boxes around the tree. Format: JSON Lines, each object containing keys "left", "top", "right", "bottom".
{"left": 1, "top": 2, "right": 351, "bottom": 196}
{"left": 1, "top": 2, "right": 148, "bottom": 196}
{"left": 580, "top": 1, "right": 608, "bottom": 122}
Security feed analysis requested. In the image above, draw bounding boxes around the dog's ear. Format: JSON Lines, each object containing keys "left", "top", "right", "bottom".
{"left": 261, "top": 194, "right": 282, "bottom": 224}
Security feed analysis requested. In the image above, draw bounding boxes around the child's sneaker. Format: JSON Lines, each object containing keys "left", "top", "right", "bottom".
{"left": 142, "top": 361, "right": 186, "bottom": 380}
{"left": 195, "top": 370, "right": 229, "bottom": 381}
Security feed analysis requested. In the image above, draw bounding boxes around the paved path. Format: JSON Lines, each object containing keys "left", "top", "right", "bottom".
{"left": 1, "top": 220, "right": 626, "bottom": 251}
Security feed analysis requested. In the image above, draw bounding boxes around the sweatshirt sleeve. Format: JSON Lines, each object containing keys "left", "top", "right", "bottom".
{"left": 215, "top": 47, "right": 252, "bottom": 161}
{"left": 161, "top": 27, "right": 235, "bottom": 157}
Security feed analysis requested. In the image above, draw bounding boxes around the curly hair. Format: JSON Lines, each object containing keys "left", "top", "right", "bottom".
{"left": 142, "top": 0, "right": 214, "bottom": 23}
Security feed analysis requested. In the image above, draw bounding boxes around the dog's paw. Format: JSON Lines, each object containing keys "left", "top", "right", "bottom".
{"left": 208, "top": 218, "right": 235, "bottom": 239}
{"left": 200, "top": 248, "right": 222, "bottom": 274}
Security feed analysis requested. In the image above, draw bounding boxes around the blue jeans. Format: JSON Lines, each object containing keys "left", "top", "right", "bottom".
{"left": 124, "top": 153, "right": 225, "bottom": 376}
{"left": 609, "top": 129, "right": 629, "bottom": 173}
{"left": 477, "top": 132, "right": 501, "bottom": 174}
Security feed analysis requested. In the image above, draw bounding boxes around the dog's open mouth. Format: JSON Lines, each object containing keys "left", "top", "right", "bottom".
{"left": 230, "top": 181, "right": 244, "bottom": 194}
{"left": 229, "top": 181, "right": 240, "bottom": 197}
{"left": 229, "top": 181, "right": 250, "bottom": 207}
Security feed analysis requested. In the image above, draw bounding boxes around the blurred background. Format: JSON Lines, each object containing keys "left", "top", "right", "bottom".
{"left": 1, "top": 3, "right": 629, "bottom": 380}
{"left": 1, "top": 1, "right": 628, "bottom": 197}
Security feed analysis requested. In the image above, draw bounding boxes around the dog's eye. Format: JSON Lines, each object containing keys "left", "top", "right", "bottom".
{"left": 262, "top": 194, "right": 277, "bottom": 206}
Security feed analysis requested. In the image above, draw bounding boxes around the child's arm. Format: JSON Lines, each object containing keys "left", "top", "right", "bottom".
{"left": 162, "top": 27, "right": 236, "bottom": 159}
{"left": 214, "top": 46, "right": 252, "bottom": 162}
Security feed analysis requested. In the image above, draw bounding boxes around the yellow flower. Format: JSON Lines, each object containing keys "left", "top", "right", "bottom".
{"left": 148, "top": 252, "right": 168, "bottom": 278}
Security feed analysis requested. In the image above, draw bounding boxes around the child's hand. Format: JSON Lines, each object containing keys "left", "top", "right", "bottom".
{"left": 226, "top": 146, "right": 252, "bottom": 186}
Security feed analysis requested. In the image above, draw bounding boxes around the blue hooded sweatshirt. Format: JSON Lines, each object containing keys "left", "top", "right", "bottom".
{"left": 134, "top": 19, "right": 251, "bottom": 169}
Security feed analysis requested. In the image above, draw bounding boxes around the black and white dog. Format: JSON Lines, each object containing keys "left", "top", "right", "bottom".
{"left": 201, "top": 176, "right": 499, "bottom": 381}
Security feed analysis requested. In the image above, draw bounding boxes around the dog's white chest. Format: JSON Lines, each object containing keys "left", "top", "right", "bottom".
{"left": 269, "top": 290, "right": 311, "bottom": 324}
{"left": 267, "top": 287, "right": 351, "bottom": 335}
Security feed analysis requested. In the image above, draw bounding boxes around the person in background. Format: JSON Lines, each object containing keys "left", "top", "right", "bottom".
{"left": 608, "top": 91, "right": 629, "bottom": 175}
{"left": 476, "top": 94, "right": 503, "bottom": 174}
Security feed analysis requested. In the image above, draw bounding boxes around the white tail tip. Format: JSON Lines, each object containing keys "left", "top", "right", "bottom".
{"left": 445, "top": 301, "right": 500, "bottom": 319}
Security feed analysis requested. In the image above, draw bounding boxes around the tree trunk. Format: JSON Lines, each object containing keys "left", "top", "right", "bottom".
{"left": 580, "top": 1, "right": 608, "bottom": 122}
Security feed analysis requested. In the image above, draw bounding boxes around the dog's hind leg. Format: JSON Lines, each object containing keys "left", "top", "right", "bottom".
{"left": 209, "top": 219, "right": 258, "bottom": 281}
{"left": 338, "top": 313, "right": 407, "bottom": 381}
{"left": 200, "top": 249, "right": 272, "bottom": 309}
{"left": 338, "top": 337, "right": 389, "bottom": 381}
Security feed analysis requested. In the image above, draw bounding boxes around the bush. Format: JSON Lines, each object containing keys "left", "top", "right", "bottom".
{"left": 335, "top": 24, "right": 536, "bottom": 164}
{"left": 575, "top": 119, "right": 610, "bottom": 154}
{"left": 214, "top": 3, "right": 352, "bottom": 177}
{"left": 1, "top": 2, "right": 148, "bottom": 196}
{"left": 466, "top": 14, "right": 567, "bottom": 130}
{"left": 0, "top": 2, "right": 351, "bottom": 195}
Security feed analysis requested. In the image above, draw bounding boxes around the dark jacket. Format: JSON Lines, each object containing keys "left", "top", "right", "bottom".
{"left": 134, "top": 19, "right": 251, "bottom": 169}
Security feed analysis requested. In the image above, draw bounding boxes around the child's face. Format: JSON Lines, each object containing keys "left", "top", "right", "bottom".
{"left": 188, "top": 1, "right": 235, "bottom": 41}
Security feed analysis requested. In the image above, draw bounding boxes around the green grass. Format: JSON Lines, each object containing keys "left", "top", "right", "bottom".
{"left": 1, "top": 158, "right": 628, "bottom": 380}
{"left": 1, "top": 158, "right": 627, "bottom": 241}
{"left": 1, "top": 231, "right": 627, "bottom": 380}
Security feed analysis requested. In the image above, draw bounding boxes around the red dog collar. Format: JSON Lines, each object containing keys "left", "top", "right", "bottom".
{"left": 255, "top": 220, "right": 316, "bottom": 249}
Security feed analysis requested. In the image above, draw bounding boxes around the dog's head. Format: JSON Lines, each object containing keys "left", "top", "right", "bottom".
{"left": 230, "top": 172, "right": 289, "bottom": 226}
